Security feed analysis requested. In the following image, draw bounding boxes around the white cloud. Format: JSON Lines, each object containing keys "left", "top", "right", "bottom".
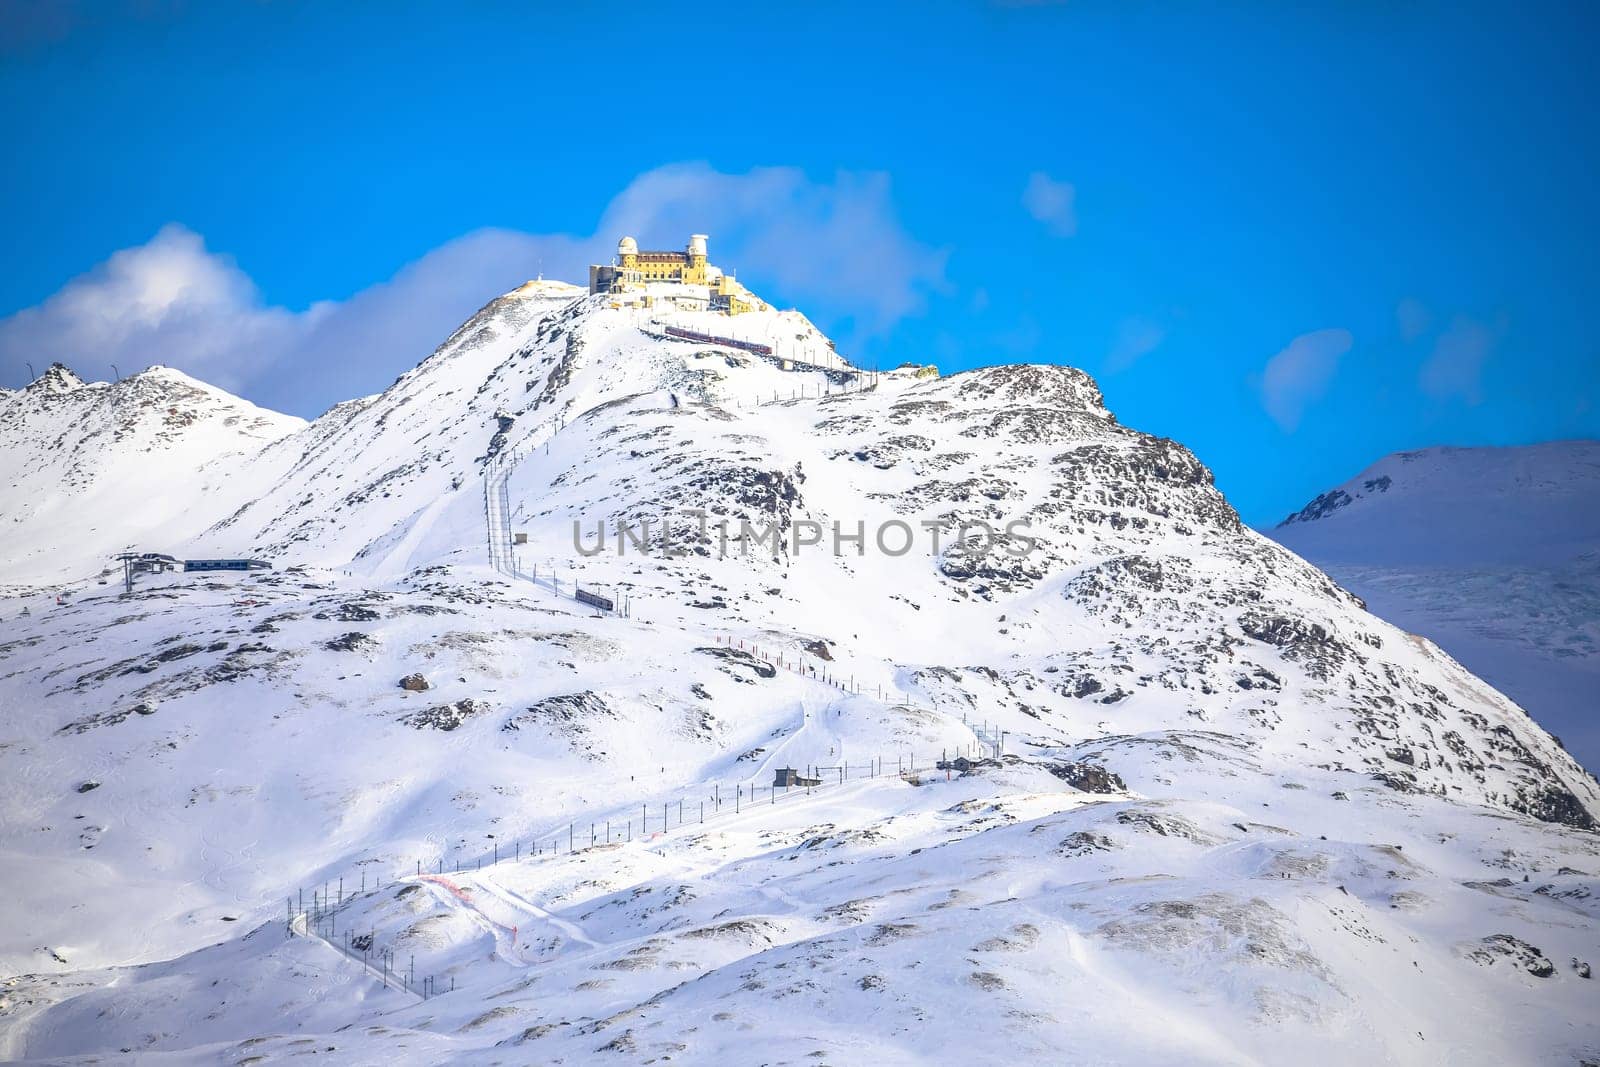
{"left": 0, "top": 224, "right": 322, "bottom": 395}
{"left": 1258, "top": 328, "right": 1354, "bottom": 431}
{"left": 1419, "top": 315, "right": 1500, "bottom": 405}
{"left": 1396, "top": 297, "right": 1431, "bottom": 341}
{"left": 0, "top": 164, "right": 947, "bottom": 416}
{"left": 1105, "top": 316, "right": 1166, "bottom": 373}
{"left": 1021, "top": 171, "right": 1077, "bottom": 237}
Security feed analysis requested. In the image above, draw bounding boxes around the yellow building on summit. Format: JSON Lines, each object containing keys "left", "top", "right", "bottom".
{"left": 623, "top": 233, "right": 709, "bottom": 284}
{"left": 588, "top": 234, "right": 765, "bottom": 315}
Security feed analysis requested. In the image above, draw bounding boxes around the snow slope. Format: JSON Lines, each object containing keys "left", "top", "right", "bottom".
{"left": 1271, "top": 442, "right": 1600, "bottom": 773}
{"left": 1, "top": 285, "right": 1598, "bottom": 1064}
{"left": 0, "top": 364, "right": 303, "bottom": 592}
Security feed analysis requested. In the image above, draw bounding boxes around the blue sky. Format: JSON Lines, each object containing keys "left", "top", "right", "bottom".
{"left": 2, "top": 1, "right": 1596, "bottom": 524}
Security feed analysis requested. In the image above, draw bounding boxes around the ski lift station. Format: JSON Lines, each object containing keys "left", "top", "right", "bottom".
{"left": 114, "top": 551, "right": 271, "bottom": 592}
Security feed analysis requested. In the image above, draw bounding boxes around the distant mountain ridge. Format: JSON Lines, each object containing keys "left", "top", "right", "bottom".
{"left": 1275, "top": 440, "right": 1600, "bottom": 567}
{"left": 1271, "top": 439, "right": 1600, "bottom": 773}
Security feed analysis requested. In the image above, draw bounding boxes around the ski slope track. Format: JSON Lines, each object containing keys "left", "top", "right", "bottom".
{"left": 1, "top": 280, "right": 1597, "bottom": 1064}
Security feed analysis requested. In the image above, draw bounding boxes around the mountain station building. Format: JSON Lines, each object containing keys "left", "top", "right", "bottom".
{"left": 588, "top": 234, "right": 768, "bottom": 316}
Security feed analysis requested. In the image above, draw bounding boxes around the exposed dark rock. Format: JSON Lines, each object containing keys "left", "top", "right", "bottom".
{"left": 1506, "top": 779, "right": 1598, "bottom": 831}
{"left": 1465, "top": 934, "right": 1554, "bottom": 978}
{"left": 695, "top": 646, "right": 777, "bottom": 681}
{"left": 399, "top": 673, "right": 431, "bottom": 692}
{"left": 1279, "top": 489, "right": 1353, "bottom": 526}
{"left": 1046, "top": 760, "right": 1127, "bottom": 794}
{"left": 1057, "top": 831, "right": 1114, "bottom": 856}
{"left": 325, "top": 632, "right": 376, "bottom": 653}
{"left": 402, "top": 699, "right": 487, "bottom": 731}
{"left": 1238, "top": 610, "right": 1352, "bottom": 680}
{"left": 503, "top": 693, "right": 613, "bottom": 754}
{"left": 1115, "top": 808, "right": 1222, "bottom": 844}
{"left": 1061, "top": 674, "right": 1104, "bottom": 699}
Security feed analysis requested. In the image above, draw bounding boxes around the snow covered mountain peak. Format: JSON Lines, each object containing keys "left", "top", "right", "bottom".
{"left": 24, "top": 360, "right": 85, "bottom": 395}
{"left": 1275, "top": 439, "right": 1600, "bottom": 567}
{"left": 4, "top": 278, "right": 1600, "bottom": 1062}
{"left": 0, "top": 360, "right": 303, "bottom": 591}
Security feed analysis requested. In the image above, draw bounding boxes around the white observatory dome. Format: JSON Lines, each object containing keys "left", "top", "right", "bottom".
{"left": 688, "top": 234, "right": 708, "bottom": 257}
{"left": 617, "top": 236, "right": 638, "bottom": 256}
